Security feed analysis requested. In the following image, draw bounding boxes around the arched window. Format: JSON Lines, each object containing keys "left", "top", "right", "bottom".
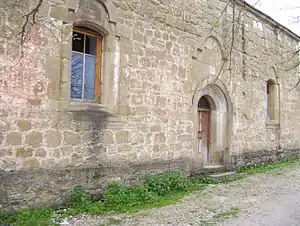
{"left": 266, "top": 79, "right": 276, "bottom": 120}
{"left": 71, "top": 26, "right": 103, "bottom": 101}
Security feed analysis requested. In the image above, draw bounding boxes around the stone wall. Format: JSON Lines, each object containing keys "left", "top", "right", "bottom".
{"left": 0, "top": 0, "right": 299, "bottom": 210}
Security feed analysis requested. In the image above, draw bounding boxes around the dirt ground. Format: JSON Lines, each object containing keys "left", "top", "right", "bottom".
{"left": 65, "top": 163, "right": 300, "bottom": 226}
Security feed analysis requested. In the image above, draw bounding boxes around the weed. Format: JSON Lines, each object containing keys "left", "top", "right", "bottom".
{"left": 102, "top": 172, "right": 206, "bottom": 212}
{"left": 1, "top": 159, "right": 299, "bottom": 225}
{"left": 237, "top": 159, "right": 299, "bottom": 174}
{"left": 103, "top": 183, "right": 159, "bottom": 212}
{"left": 64, "top": 188, "right": 105, "bottom": 215}
{"left": 215, "top": 207, "right": 239, "bottom": 219}
{"left": 146, "top": 172, "right": 193, "bottom": 195}
{"left": 0, "top": 208, "right": 54, "bottom": 226}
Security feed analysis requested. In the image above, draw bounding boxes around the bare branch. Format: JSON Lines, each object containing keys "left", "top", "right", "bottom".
{"left": 279, "top": 48, "right": 300, "bottom": 65}
{"left": 19, "top": 0, "right": 43, "bottom": 54}
{"left": 197, "top": 0, "right": 232, "bottom": 50}
{"left": 289, "top": 78, "right": 300, "bottom": 91}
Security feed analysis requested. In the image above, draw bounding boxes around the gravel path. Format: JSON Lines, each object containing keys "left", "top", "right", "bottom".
{"left": 65, "top": 163, "right": 300, "bottom": 226}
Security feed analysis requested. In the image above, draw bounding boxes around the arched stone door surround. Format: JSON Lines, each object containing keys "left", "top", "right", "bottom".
{"left": 193, "top": 82, "right": 232, "bottom": 166}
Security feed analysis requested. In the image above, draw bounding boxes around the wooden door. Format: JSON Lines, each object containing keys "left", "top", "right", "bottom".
{"left": 198, "top": 110, "right": 211, "bottom": 164}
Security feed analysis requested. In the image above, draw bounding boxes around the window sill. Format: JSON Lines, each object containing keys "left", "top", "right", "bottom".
{"left": 265, "top": 120, "right": 280, "bottom": 129}
{"left": 67, "top": 100, "right": 114, "bottom": 116}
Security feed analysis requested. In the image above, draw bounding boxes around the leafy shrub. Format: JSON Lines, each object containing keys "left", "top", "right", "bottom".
{"left": 65, "top": 188, "right": 92, "bottom": 208}
{"left": 237, "top": 159, "right": 298, "bottom": 174}
{"left": 146, "top": 172, "right": 197, "bottom": 196}
{"left": 15, "top": 208, "right": 53, "bottom": 226}
{"left": 65, "top": 188, "right": 104, "bottom": 214}
{"left": 2, "top": 159, "right": 299, "bottom": 225}
{"left": 103, "top": 183, "right": 159, "bottom": 211}
{"left": 0, "top": 171, "right": 217, "bottom": 224}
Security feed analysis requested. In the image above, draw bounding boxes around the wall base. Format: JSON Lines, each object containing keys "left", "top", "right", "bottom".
{"left": 0, "top": 158, "right": 191, "bottom": 212}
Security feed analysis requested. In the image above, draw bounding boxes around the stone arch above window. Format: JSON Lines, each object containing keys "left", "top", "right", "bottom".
{"left": 71, "top": 0, "right": 116, "bottom": 35}
{"left": 265, "top": 66, "right": 280, "bottom": 125}
{"left": 59, "top": 0, "right": 120, "bottom": 112}
{"left": 267, "top": 67, "right": 278, "bottom": 81}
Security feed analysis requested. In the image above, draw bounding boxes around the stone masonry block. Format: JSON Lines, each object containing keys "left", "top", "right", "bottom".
{"left": 63, "top": 131, "right": 81, "bottom": 146}
{"left": 103, "top": 131, "right": 114, "bottom": 144}
{"left": 118, "top": 144, "right": 132, "bottom": 152}
{"left": 65, "top": 0, "right": 80, "bottom": 10}
{"left": 17, "top": 120, "right": 31, "bottom": 131}
{"left": 45, "top": 130, "right": 62, "bottom": 147}
{"left": 35, "top": 148, "right": 47, "bottom": 158}
{"left": 25, "top": 132, "right": 43, "bottom": 148}
{"left": 154, "top": 133, "right": 166, "bottom": 143}
{"left": 49, "top": 6, "right": 69, "bottom": 22}
{"left": 22, "top": 158, "right": 40, "bottom": 170}
{"left": 6, "top": 132, "right": 22, "bottom": 146}
{"left": 150, "top": 125, "right": 161, "bottom": 132}
{"left": 115, "top": 131, "right": 129, "bottom": 144}
{"left": 16, "top": 148, "right": 33, "bottom": 158}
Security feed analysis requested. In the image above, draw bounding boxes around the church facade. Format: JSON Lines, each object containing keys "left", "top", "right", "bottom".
{"left": 0, "top": 0, "right": 299, "bottom": 210}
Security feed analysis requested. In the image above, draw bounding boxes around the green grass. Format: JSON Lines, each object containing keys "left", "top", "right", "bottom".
{"left": 0, "top": 172, "right": 207, "bottom": 225}
{"left": 1, "top": 158, "right": 299, "bottom": 226}
{"left": 0, "top": 208, "right": 54, "bottom": 226}
{"left": 237, "top": 158, "right": 299, "bottom": 175}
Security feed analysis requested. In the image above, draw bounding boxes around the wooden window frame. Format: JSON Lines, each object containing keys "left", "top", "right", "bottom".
{"left": 72, "top": 27, "right": 103, "bottom": 101}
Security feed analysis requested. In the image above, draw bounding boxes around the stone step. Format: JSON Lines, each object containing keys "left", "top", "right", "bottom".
{"left": 208, "top": 171, "right": 237, "bottom": 182}
{"left": 200, "top": 165, "right": 235, "bottom": 175}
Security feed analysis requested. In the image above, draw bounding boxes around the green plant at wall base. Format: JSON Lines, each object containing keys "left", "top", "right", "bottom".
{"left": 103, "top": 172, "right": 205, "bottom": 212}
{"left": 1, "top": 160, "right": 299, "bottom": 225}
{"left": 237, "top": 159, "right": 299, "bottom": 174}
{"left": 103, "top": 183, "right": 159, "bottom": 211}
{"left": 145, "top": 172, "right": 196, "bottom": 195}
{"left": 63, "top": 188, "right": 105, "bottom": 216}
{"left": 0, "top": 208, "right": 54, "bottom": 226}
{"left": 1, "top": 172, "right": 207, "bottom": 225}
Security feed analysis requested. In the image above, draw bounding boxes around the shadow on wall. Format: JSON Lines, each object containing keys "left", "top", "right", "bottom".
{"left": 71, "top": 108, "right": 112, "bottom": 146}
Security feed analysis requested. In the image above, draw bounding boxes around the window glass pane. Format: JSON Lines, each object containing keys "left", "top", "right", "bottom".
{"left": 71, "top": 52, "right": 84, "bottom": 99}
{"left": 85, "top": 35, "right": 97, "bottom": 55}
{"left": 72, "top": 32, "right": 84, "bottom": 53}
{"left": 84, "top": 55, "right": 96, "bottom": 100}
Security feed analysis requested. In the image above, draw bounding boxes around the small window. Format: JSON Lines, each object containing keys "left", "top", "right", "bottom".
{"left": 267, "top": 80, "right": 276, "bottom": 120}
{"left": 71, "top": 27, "right": 102, "bottom": 101}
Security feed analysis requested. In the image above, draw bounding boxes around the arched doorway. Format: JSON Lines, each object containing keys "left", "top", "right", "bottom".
{"left": 195, "top": 84, "right": 232, "bottom": 166}
{"left": 197, "top": 96, "right": 216, "bottom": 165}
